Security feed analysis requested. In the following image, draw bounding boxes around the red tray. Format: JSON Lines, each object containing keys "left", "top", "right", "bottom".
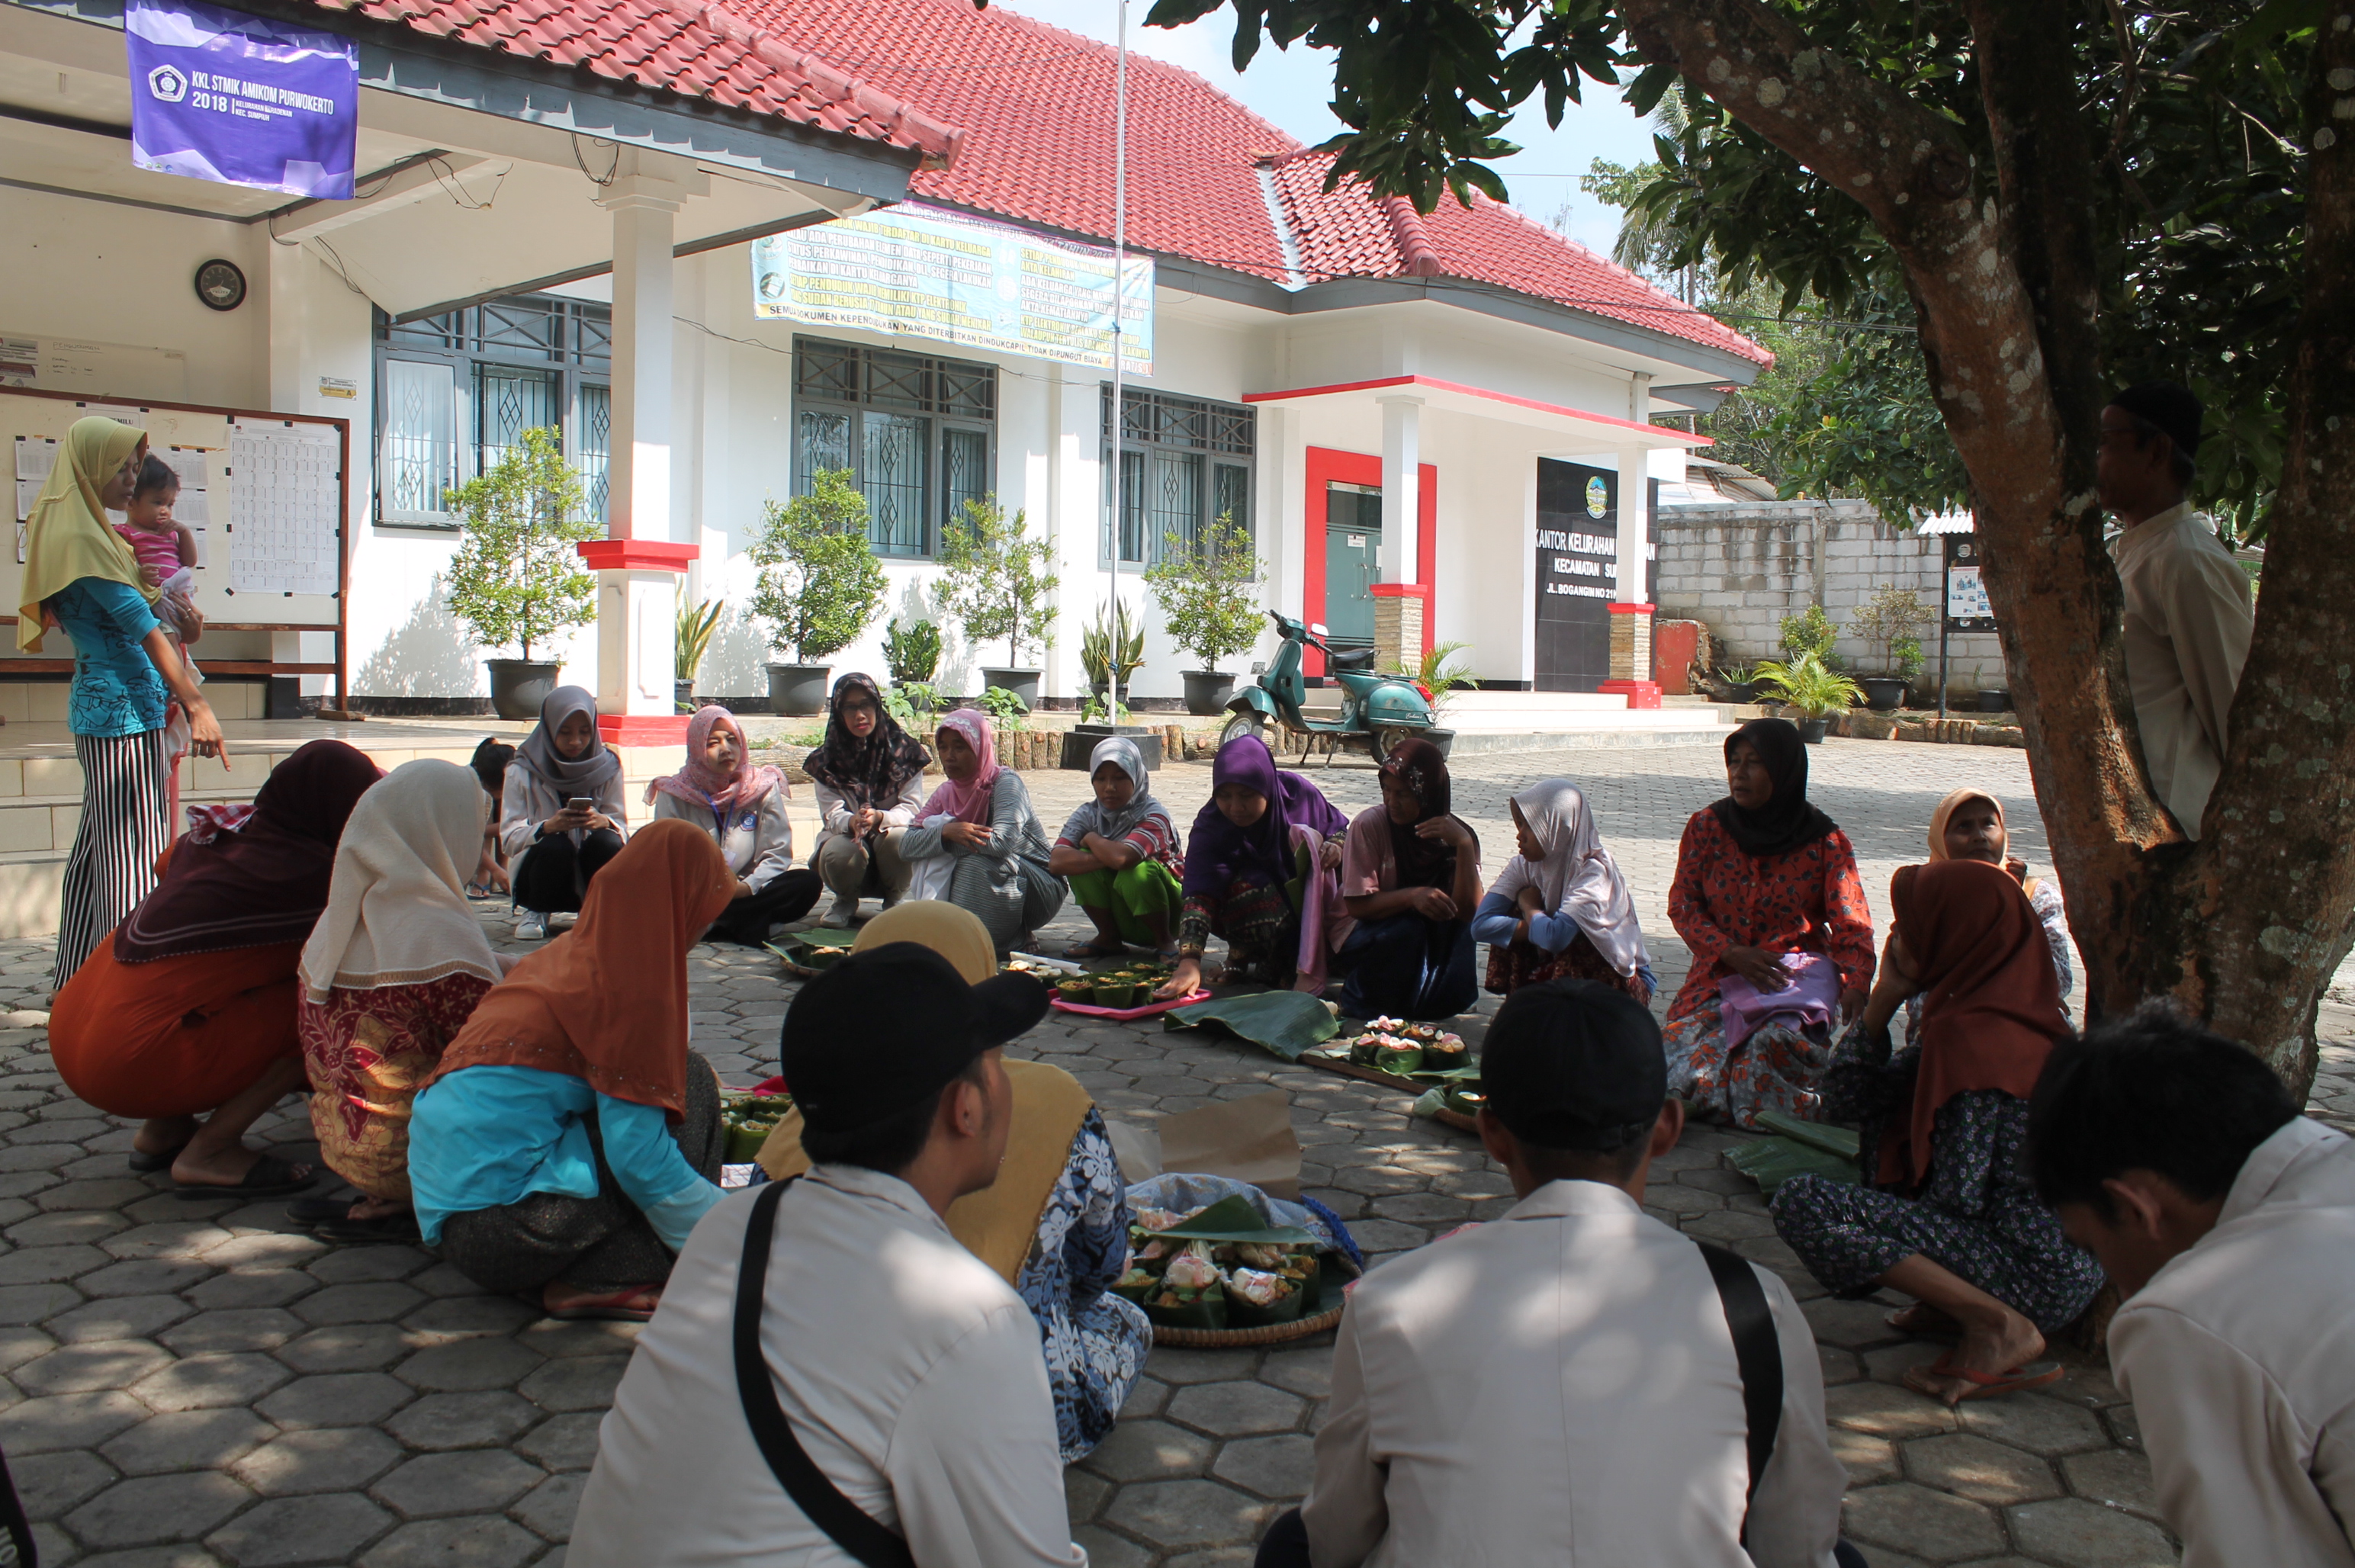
{"left": 1049, "top": 989, "right": 1211, "bottom": 1022}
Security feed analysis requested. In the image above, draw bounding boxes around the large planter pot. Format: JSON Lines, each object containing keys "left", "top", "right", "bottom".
{"left": 1859, "top": 676, "right": 1907, "bottom": 712}
{"left": 486, "top": 659, "right": 561, "bottom": 721}
{"left": 674, "top": 679, "right": 696, "bottom": 713}
{"left": 1181, "top": 670, "right": 1236, "bottom": 716}
{"left": 1977, "top": 689, "right": 2013, "bottom": 715}
{"left": 1797, "top": 717, "right": 1832, "bottom": 744}
{"left": 767, "top": 664, "right": 832, "bottom": 718}
{"left": 980, "top": 667, "right": 1042, "bottom": 710}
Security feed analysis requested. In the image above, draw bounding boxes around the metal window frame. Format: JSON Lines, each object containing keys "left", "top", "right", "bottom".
{"left": 789, "top": 335, "right": 999, "bottom": 561}
{"left": 1098, "top": 385, "right": 1256, "bottom": 568}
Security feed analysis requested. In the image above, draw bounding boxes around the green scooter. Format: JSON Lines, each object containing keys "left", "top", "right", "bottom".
{"left": 1218, "top": 610, "right": 1452, "bottom": 763}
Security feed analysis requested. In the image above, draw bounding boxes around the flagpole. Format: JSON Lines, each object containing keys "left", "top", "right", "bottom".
{"left": 1107, "top": 0, "right": 1129, "bottom": 725}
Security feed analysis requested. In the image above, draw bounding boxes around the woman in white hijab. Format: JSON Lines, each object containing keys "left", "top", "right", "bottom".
{"left": 294, "top": 760, "right": 506, "bottom": 1243}
{"left": 1469, "top": 779, "right": 1656, "bottom": 1004}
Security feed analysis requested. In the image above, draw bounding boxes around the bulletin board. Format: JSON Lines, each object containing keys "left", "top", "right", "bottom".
{"left": 2, "top": 386, "right": 349, "bottom": 695}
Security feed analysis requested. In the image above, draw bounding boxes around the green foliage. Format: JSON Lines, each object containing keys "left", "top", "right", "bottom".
{"left": 1080, "top": 693, "right": 1132, "bottom": 724}
{"left": 1848, "top": 587, "right": 1934, "bottom": 678}
{"left": 1142, "top": 514, "right": 1265, "bottom": 672}
{"left": 750, "top": 470, "right": 888, "bottom": 664}
{"left": 441, "top": 427, "right": 599, "bottom": 661}
{"left": 937, "top": 496, "right": 1055, "bottom": 667}
{"left": 1393, "top": 639, "right": 1479, "bottom": 721}
{"left": 1751, "top": 653, "right": 1864, "bottom": 720}
{"left": 1081, "top": 598, "right": 1149, "bottom": 692}
{"left": 976, "top": 686, "right": 1030, "bottom": 726}
{"left": 1777, "top": 605, "right": 1839, "bottom": 665}
{"left": 882, "top": 682, "right": 941, "bottom": 728}
{"left": 676, "top": 596, "right": 723, "bottom": 683}
{"left": 1891, "top": 637, "right": 1926, "bottom": 683}
{"left": 882, "top": 619, "right": 942, "bottom": 686}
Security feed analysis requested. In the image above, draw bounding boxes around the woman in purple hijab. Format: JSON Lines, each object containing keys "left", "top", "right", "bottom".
{"left": 1155, "top": 734, "right": 1351, "bottom": 1000}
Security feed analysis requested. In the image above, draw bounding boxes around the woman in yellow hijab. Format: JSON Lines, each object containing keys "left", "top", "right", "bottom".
{"left": 760, "top": 901, "right": 1151, "bottom": 1462}
{"left": 23, "top": 418, "right": 225, "bottom": 991}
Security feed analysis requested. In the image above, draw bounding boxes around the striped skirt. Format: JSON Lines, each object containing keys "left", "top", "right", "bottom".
{"left": 53, "top": 729, "right": 174, "bottom": 991}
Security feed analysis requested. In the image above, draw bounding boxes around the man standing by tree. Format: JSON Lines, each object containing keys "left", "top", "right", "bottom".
{"left": 2100, "top": 384, "right": 2254, "bottom": 840}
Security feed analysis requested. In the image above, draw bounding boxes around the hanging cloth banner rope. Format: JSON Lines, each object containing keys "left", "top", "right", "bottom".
{"left": 127, "top": 0, "right": 358, "bottom": 199}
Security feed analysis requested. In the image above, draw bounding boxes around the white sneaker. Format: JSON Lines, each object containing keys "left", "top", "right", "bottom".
{"left": 516, "top": 914, "right": 548, "bottom": 940}
{"left": 823, "top": 898, "right": 859, "bottom": 927}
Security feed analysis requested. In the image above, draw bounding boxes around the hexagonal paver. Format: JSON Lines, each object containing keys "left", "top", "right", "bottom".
{"left": 11, "top": 1338, "right": 175, "bottom": 1395}
{"left": 1, "top": 1390, "right": 150, "bottom": 1453}
{"left": 513, "top": 1413, "right": 605, "bottom": 1473}
{"left": 7, "top": 1210, "right": 127, "bottom": 1248}
{"left": 0, "top": 1244, "right": 110, "bottom": 1284}
{"left": 101, "top": 1407, "right": 278, "bottom": 1476}
{"left": 277, "top": 1323, "right": 417, "bottom": 1375}
{"left": 101, "top": 1221, "right": 234, "bottom": 1261}
{"left": 509, "top": 1471, "right": 587, "bottom": 1541}
{"left": 233, "top": 1426, "right": 407, "bottom": 1497}
{"left": 355, "top": 1515, "right": 545, "bottom": 1568}
{"left": 1081, "top": 1419, "right": 1216, "bottom": 1483}
{"left": 516, "top": 1355, "right": 628, "bottom": 1412}
{"left": 515, "top": 1318, "right": 641, "bottom": 1360}
{"left": 399, "top": 1295, "right": 541, "bottom": 1338}
{"left": 1841, "top": 1481, "right": 2008, "bottom": 1562}
{"left": 131, "top": 1351, "right": 292, "bottom": 1412}
{"left": 201, "top": 1233, "right": 329, "bottom": 1272}
{"left": 1165, "top": 1381, "right": 1306, "bottom": 1438}
{"left": 207, "top": 1493, "right": 398, "bottom": 1568}
{"left": 66, "top": 1472, "right": 254, "bottom": 1550}
{"left": 385, "top": 1391, "right": 541, "bottom": 1451}
{"left": 1900, "top": 1432, "right": 2063, "bottom": 1506}
{"left": 304, "top": 1246, "right": 434, "bottom": 1286}
{"left": 1142, "top": 1348, "right": 1258, "bottom": 1387}
{"left": 1210, "top": 1433, "right": 1316, "bottom": 1500}
{"left": 0, "top": 1325, "right": 53, "bottom": 1371}
{"left": 2059, "top": 1448, "right": 2164, "bottom": 1522}
{"left": 1957, "top": 1393, "right": 2112, "bottom": 1457}
{"left": 2006, "top": 1496, "right": 2179, "bottom": 1566}
{"left": 47, "top": 1293, "right": 191, "bottom": 1345}
{"left": 182, "top": 1271, "right": 315, "bottom": 1311}
{"left": 293, "top": 1282, "right": 428, "bottom": 1327}
{"left": 160, "top": 1309, "right": 303, "bottom": 1355}
{"left": 77, "top": 1259, "right": 215, "bottom": 1298}
{"left": 396, "top": 1337, "right": 545, "bottom": 1393}
{"left": 1825, "top": 1380, "right": 1961, "bottom": 1441}
{"left": 255, "top": 1372, "right": 413, "bottom": 1429}
{"left": 10, "top": 1448, "right": 119, "bottom": 1520}
{"left": 372, "top": 1451, "right": 547, "bottom": 1519}
{"left": 1102, "top": 1479, "right": 1278, "bottom": 1550}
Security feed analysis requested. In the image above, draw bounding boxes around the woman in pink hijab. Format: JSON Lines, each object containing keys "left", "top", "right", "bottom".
{"left": 643, "top": 706, "right": 821, "bottom": 946}
{"left": 898, "top": 708, "right": 1065, "bottom": 953}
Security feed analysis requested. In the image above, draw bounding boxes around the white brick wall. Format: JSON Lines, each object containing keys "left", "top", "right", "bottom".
{"left": 1655, "top": 500, "right": 2003, "bottom": 688}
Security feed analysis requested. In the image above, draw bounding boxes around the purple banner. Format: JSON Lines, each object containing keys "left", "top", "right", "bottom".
{"left": 126, "top": 0, "right": 358, "bottom": 199}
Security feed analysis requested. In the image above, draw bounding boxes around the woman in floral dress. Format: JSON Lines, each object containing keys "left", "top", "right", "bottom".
{"left": 1663, "top": 718, "right": 1875, "bottom": 1125}
{"left": 297, "top": 760, "right": 506, "bottom": 1242}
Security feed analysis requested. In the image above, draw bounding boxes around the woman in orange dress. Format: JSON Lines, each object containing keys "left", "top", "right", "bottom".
{"left": 49, "top": 739, "right": 383, "bottom": 1196}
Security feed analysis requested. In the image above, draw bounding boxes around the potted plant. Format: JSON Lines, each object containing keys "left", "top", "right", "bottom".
{"left": 1710, "top": 661, "right": 1765, "bottom": 703}
{"left": 1394, "top": 640, "right": 1478, "bottom": 724}
{"left": 1777, "top": 603, "right": 1840, "bottom": 665}
{"left": 883, "top": 617, "right": 941, "bottom": 687}
{"left": 1142, "top": 514, "right": 1265, "bottom": 715}
{"left": 937, "top": 496, "right": 1055, "bottom": 708}
{"left": 442, "top": 426, "right": 600, "bottom": 719}
{"left": 750, "top": 468, "right": 888, "bottom": 717}
{"left": 1847, "top": 586, "right": 1933, "bottom": 710}
{"left": 1750, "top": 652, "right": 1865, "bottom": 743}
{"left": 676, "top": 596, "right": 722, "bottom": 713}
{"left": 1079, "top": 597, "right": 1147, "bottom": 707}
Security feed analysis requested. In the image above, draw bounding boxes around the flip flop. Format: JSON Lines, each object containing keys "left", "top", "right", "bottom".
{"left": 316, "top": 1210, "right": 421, "bottom": 1245}
{"left": 128, "top": 1142, "right": 190, "bottom": 1174}
{"left": 173, "top": 1154, "right": 318, "bottom": 1201}
{"left": 545, "top": 1285, "right": 662, "bottom": 1322}
{"left": 285, "top": 1196, "right": 355, "bottom": 1229}
{"left": 1903, "top": 1356, "right": 2064, "bottom": 1402}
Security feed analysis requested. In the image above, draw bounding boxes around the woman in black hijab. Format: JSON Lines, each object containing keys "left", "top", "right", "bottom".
{"left": 1331, "top": 738, "right": 1485, "bottom": 1020}
{"left": 803, "top": 673, "right": 933, "bottom": 926}
{"left": 1660, "top": 718, "right": 1877, "bottom": 1126}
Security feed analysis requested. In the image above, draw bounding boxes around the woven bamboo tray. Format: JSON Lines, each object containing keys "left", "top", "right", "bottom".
{"left": 1303, "top": 1056, "right": 1480, "bottom": 1134}
{"left": 1146, "top": 1255, "right": 1361, "bottom": 1348}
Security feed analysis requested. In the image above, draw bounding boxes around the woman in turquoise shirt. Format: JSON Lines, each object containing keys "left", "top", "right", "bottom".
{"left": 18, "top": 418, "right": 224, "bottom": 991}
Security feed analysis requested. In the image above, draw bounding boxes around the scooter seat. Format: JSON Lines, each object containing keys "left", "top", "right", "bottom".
{"left": 1330, "top": 647, "right": 1378, "bottom": 670}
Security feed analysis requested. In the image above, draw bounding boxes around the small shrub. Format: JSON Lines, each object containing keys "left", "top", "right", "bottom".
{"left": 750, "top": 470, "right": 887, "bottom": 664}
{"left": 442, "top": 427, "right": 599, "bottom": 661}
{"left": 977, "top": 686, "right": 1030, "bottom": 726}
{"left": 884, "top": 619, "right": 942, "bottom": 685}
{"left": 1778, "top": 604, "right": 1839, "bottom": 665}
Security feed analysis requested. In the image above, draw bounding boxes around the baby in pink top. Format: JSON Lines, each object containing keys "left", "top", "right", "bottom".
{"left": 117, "top": 455, "right": 200, "bottom": 642}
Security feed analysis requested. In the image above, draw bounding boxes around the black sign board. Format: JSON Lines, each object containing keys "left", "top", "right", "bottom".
{"left": 1534, "top": 459, "right": 1656, "bottom": 692}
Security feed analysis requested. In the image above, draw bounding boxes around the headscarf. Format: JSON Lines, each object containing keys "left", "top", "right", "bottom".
{"left": 920, "top": 708, "right": 1001, "bottom": 825}
{"left": 511, "top": 686, "right": 622, "bottom": 798}
{"left": 1060, "top": 736, "right": 1168, "bottom": 847}
{"left": 19, "top": 417, "right": 156, "bottom": 651}
{"left": 759, "top": 901, "right": 1096, "bottom": 1284}
{"left": 644, "top": 706, "right": 783, "bottom": 815}
{"left": 1184, "top": 734, "right": 1348, "bottom": 898}
{"left": 1492, "top": 779, "right": 1648, "bottom": 978}
{"left": 114, "top": 740, "right": 384, "bottom": 962}
{"left": 1710, "top": 717, "right": 1839, "bottom": 859}
{"left": 427, "top": 819, "right": 737, "bottom": 1122}
{"left": 299, "top": 760, "right": 504, "bottom": 1002}
{"left": 1925, "top": 788, "right": 2040, "bottom": 899}
{"left": 1881, "top": 860, "right": 2068, "bottom": 1189}
{"left": 802, "top": 672, "right": 930, "bottom": 818}
{"left": 1377, "top": 737, "right": 1469, "bottom": 890}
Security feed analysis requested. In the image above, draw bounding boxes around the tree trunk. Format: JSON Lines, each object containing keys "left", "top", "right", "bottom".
{"left": 1622, "top": 0, "right": 2355, "bottom": 1094}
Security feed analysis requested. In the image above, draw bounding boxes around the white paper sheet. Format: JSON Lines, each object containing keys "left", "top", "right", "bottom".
{"left": 161, "top": 448, "right": 210, "bottom": 491}
{"left": 227, "top": 421, "right": 339, "bottom": 596}
{"left": 12, "top": 437, "right": 56, "bottom": 487}
{"left": 172, "top": 490, "right": 210, "bottom": 528}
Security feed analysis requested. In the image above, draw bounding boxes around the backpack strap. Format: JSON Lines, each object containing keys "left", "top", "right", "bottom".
{"left": 734, "top": 1178, "right": 918, "bottom": 1568}
{"left": 1696, "top": 1240, "right": 1783, "bottom": 1543}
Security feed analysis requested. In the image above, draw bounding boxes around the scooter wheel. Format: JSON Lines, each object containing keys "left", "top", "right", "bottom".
{"left": 1219, "top": 710, "right": 1271, "bottom": 749}
{"left": 1373, "top": 725, "right": 1416, "bottom": 761}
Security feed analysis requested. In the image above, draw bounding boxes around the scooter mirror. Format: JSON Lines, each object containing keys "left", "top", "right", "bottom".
{"left": 1309, "top": 622, "right": 1329, "bottom": 637}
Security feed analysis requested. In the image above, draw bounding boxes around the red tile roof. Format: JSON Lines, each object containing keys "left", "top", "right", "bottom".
{"left": 313, "top": 0, "right": 965, "bottom": 165}
{"left": 725, "top": 0, "right": 1766, "bottom": 364}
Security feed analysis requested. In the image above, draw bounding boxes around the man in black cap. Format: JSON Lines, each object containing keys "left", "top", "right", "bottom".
{"left": 570, "top": 945, "right": 1088, "bottom": 1568}
{"left": 1260, "top": 978, "right": 1849, "bottom": 1567}
{"left": 2100, "top": 381, "right": 2254, "bottom": 838}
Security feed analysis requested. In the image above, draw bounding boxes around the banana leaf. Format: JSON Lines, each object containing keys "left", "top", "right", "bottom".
{"left": 1166, "top": 991, "right": 1338, "bottom": 1061}
{"left": 1724, "top": 1135, "right": 1862, "bottom": 1196}
{"left": 768, "top": 927, "right": 862, "bottom": 957}
{"left": 1409, "top": 1085, "right": 1451, "bottom": 1120}
{"left": 1151, "top": 1195, "right": 1316, "bottom": 1246}
{"left": 1752, "top": 1110, "right": 1862, "bottom": 1160}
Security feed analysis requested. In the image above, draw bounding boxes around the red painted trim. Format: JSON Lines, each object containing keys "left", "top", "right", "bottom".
{"left": 1244, "top": 374, "right": 1708, "bottom": 447}
{"left": 1607, "top": 602, "right": 1657, "bottom": 615}
{"left": 577, "top": 539, "right": 700, "bottom": 571}
{"left": 1367, "top": 583, "right": 1431, "bottom": 598}
{"left": 1416, "top": 463, "right": 1437, "bottom": 658}
{"left": 598, "top": 715, "right": 692, "bottom": 744}
{"left": 1303, "top": 447, "right": 1380, "bottom": 677}
{"left": 1598, "top": 679, "right": 1663, "bottom": 709}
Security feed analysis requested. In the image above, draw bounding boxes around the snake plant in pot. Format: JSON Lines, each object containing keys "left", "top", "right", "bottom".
{"left": 1749, "top": 653, "right": 1865, "bottom": 743}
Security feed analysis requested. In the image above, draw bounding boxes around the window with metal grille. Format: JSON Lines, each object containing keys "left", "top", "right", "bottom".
{"left": 791, "top": 337, "right": 998, "bottom": 559}
{"left": 372, "top": 293, "right": 612, "bottom": 529}
{"left": 1100, "top": 387, "right": 1255, "bottom": 567}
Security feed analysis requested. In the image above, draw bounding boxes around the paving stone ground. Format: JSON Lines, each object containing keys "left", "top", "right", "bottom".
{"left": 0, "top": 737, "right": 2350, "bottom": 1566}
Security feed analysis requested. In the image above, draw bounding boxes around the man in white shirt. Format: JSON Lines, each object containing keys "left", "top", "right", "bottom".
{"left": 2029, "top": 1004, "right": 2354, "bottom": 1568}
{"left": 1261, "top": 978, "right": 1852, "bottom": 1568}
{"left": 2099, "top": 382, "right": 2254, "bottom": 838}
{"left": 570, "top": 944, "right": 1086, "bottom": 1568}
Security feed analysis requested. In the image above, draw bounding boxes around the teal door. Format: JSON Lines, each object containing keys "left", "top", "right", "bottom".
{"left": 1324, "top": 484, "right": 1381, "bottom": 651}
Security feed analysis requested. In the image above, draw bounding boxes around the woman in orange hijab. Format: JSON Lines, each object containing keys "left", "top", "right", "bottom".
{"left": 1768, "top": 860, "right": 2102, "bottom": 1406}
{"left": 406, "top": 820, "right": 738, "bottom": 1321}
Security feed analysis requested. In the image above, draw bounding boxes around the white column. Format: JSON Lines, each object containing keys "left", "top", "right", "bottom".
{"left": 1615, "top": 445, "right": 1650, "bottom": 604}
{"left": 599, "top": 174, "right": 685, "bottom": 721}
{"left": 1378, "top": 394, "right": 1422, "bottom": 582}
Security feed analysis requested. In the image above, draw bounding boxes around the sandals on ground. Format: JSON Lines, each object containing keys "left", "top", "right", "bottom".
{"left": 1886, "top": 1303, "right": 1965, "bottom": 1341}
{"left": 1902, "top": 1355, "right": 2064, "bottom": 1402}
{"left": 1062, "top": 939, "right": 1127, "bottom": 959}
{"left": 545, "top": 1284, "right": 663, "bottom": 1322}
{"left": 316, "top": 1210, "right": 422, "bottom": 1245}
{"left": 173, "top": 1154, "right": 317, "bottom": 1201}
{"left": 127, "top": 1142, "right": 190, "bottom": 1174}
